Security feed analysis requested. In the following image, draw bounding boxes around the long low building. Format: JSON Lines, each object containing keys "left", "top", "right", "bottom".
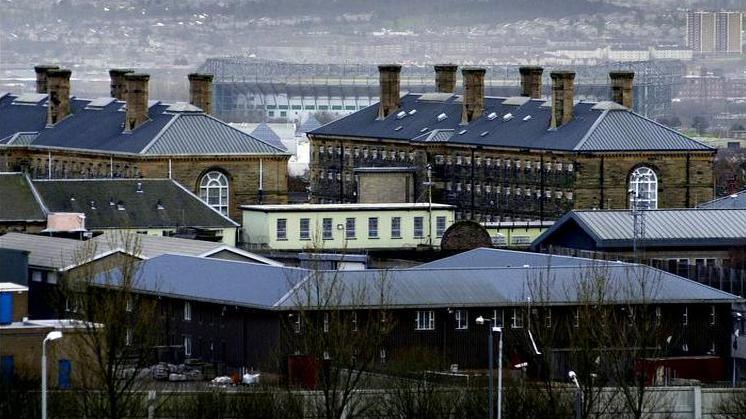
{"left": 241, "top": 203, "right": 455, "bottom": 251}
{"left": 81, "top": 248, "right": 743, "bottom": 383}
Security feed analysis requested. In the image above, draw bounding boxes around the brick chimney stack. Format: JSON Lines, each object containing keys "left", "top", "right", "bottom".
{"left": 124, "top": 73, "right": 150, "bottom": 132}
{"left": 519, "top": 66, "right": 543, "bottom": 99}
{"left": 109, "top": 69, "right": 134, "bottom": 100}
{"left": 461, "top": 67, "right": 486, "bottom": 124}
{"left": 34, "top": 65, "right": 60, "bottom": 94}
{"left": 377, "top": 64, "right": 402, "bottom": 119}
{"left": 550, "top": 71, "right": 575, "bottom": 129}
{"left": 46, "top": 69, "right": 72, "bottom": 126}
{"left": 188, "top": 73, "right": 214, "bottom": 115}
{"left": 609, "top": 71, "right": 635, "bottom": 109}
{"left": 434, "top": 64, "right": 458, "bottom": 93}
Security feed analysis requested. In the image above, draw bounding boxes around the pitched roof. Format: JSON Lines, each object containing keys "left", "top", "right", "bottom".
{"left": 95, "top": 250, "right": 741, "bottom": 311}
{"left": 31, "top": 179, "right": 238, "bottom": 230}
{"left": 249, "top": 123, "right": 287, "bottom": 151}
{"left": 297, "top": 115, "right": 322, "bottom": 134}
{"left": 0, "top": 232, "right": 277, "bottom": 270}
{"left": 414, "top": 247, "right": 605, "bottom": 269}
{"left": 698, "top": 191, "right": 746, "bottom": 210}
{"left": 0, "top": 173, "right": 46, "bottom": 222}
{"left": 310, "top": 94, "right": 712, "bottom": 153}
{"left": 0, "top": 94, "right": 287, "bottom": 156}
{"left": 533, "top": 209, "right": 746, "bottom": 249}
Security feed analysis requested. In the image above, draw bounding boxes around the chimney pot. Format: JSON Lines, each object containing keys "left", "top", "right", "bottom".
{"left": 34, "top": 65, "right": 60, "bottom": 94}
{"left": 124, "top": 73, "right": 150, "bottom": 132}
{"left": 109, "top": 68, "right": 135, "bottom": 100}
{"left": 46, "top": 69, "right": 72, "bottom": 126}
{"left": 461, "top": 67, "right": 486, "bottom": 124}
{"left": 550, "top": 71, "right": 575, "bottom": 129}
{"left": 519, "top": 66, "right": 543, "bottom": 99}
{"left": 188, "top": 73, "right": 214, "bottom": 115}
{"left": 434, "top": 64, "right": 458, "bottom": 93}
{"left": 377, "top": 64, "right": 402, "bottom": 119}
{"left": 609, "top": 71, "right": 634, "bottom": 109}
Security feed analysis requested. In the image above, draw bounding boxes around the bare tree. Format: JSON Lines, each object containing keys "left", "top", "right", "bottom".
{"left": 60, "top": 232, "right": 162, "bottom": 419}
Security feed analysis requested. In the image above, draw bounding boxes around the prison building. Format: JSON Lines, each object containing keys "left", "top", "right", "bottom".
{"left": 307, "top": 65, "right": 714, "bottom": 222}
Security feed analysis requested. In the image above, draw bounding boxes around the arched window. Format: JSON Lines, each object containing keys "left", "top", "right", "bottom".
{"left": 629, "top": 166, "right": 657, "bottom": 209}
{"left": 199, "top": 171, "right": 229, "bottom": 215}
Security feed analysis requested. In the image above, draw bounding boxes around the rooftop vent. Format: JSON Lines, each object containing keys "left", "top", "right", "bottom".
{"left": 136, "top": 182, "right": 143, "bottom": 193}
{"left": 116, "top": 201, "right": 125, "bottom": 211}
{"left": 436, "top": 113, "right": 447, "bottom": 122}
{"left": 503, "top": 113, "right": 513, "bottom": 122}
{"left": 89, "top": 200, "right": 96, "bottom": 210}
{"left": 109, "top": 198, "right": 115, "bottom": 206}
{"left": 156, "top": 200, "right": 165, "bottom": 210}
{"left": 396, "top": 110, "right": 407, "bottom": 119}
{"left": 487, "top": 112, "right": 498, "bottom": 121}
{"left": 523, "top": 115, "right": 532, "bottom": 121}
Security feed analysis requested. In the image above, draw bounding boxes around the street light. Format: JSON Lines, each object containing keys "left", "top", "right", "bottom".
{"left": 476, "top": 315, "right": 503, "bottom": 419}
{"left": 42, "top": 330, "right": 63, "bottom": 419}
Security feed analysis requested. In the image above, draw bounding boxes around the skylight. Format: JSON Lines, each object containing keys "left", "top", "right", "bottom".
{"left": 458, "top": 129, "right": 467, "bottom": 135}
{"left": 503, "top": 113, "right": 513, "bottom": 121}
{"left": 408, "top": 109, "right": 417, "bottom": 115}
{"left": 480, "top": 131, "right": 489, "bottom": 137}
{"left": 487, "top": 112, "right": 498, "bottom": 120}
{"left": 394, "top": 126, "right": 403, "bottom": 131}
{"left": 396, "top": 111, "right": 407, "bottom": 119}
{"left": 523, "top": 115, "right": 532, "bottom": 121}
{"left": 436, "top": 113, "right": 447, "bottom": 122}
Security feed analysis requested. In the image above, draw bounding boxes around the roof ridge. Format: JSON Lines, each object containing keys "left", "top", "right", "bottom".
{"left": 573, "top": 109, "right": 609, "bottom": 151}
{"left": 624, "top": 110, "right": 714, "bottom": 151}
{"left": 140, "top": 113, "right": 180, "bottom": 154}
{"left": 203, "top": 113, "right": 287, "bottom": 154}
{"left": 168, "top": 179, "right": 240, "bottom": 227}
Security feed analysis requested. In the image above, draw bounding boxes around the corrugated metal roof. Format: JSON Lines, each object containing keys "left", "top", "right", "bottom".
{"left": 0, "top": 233, "right": 81, "bottom": 269}
{"left": 698, "top": 191, "right": 746, "bottom": 210}
{"left": 535, "top": 209, "right": 746, "bottom": 249}
{"left": 249, "top": 122, "right": 287, "bottom": 151}
{"left": 310, "top": 94, "right": 713, "bottom": 153}
{"left": 414, "top": 248, "right": 606, "bottom": 269}
{"left": 143, "top": 114, "right": 287, "bottom": 155}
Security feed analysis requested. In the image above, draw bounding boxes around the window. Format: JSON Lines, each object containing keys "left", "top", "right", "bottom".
{"left": 682, "top": 306, "right": 688, "bottom": 326}
{"left": 323, "top": 313, "right": 330, "bottom": 333}
{"left": 276, "top": 218, "right": 287, "bottom": 240}
{"left": 352, "top": 312, "right": 358, "bottom": 332}
{"left": 391, "top": 217, "right": 401, "bottom": 238}
{"left": 293, "top": 314, "right": 302, "bottom": 334}
{"left": 629, "top": 166, "right": 658, "bottom": 209}
{"left": 125, "top": 328, "right": 133, "bottom": 346}
{"left": 455, "top": 309, "right": 468, "bottom": 330}
{"left": 710, "top": 305, "right": 716, "bottom": 326}
{"left": 184, "top": 335, "right": 192, "bottom": 357}
{"left": 415, "top": 310, "right": 435, "bottom": 330}
{"left": 511, "top": 308, "right": 524, "bottom": 329}
{"left": 199, "top": 171, "right": 229, "bottom": 215}
{"left": 413, "top": 217, "right": 424, "bottom": 239}
{"left": 574, "top": 307, "right": 580, "bottom": 328}
{"left": 380, "top": 348, "right": 387, "bottom": 365}
{"left": 184, "top": 302, "right": 192, "bottom": 321}
{"left": 300, "top": 218, "right": 310, "bottom": 240}
{"left": 544, "top": 308, "right": 552, "bottom": 328}
{"left": 47, "top": 271, "right": 58, "bottom": 284}
{"left": 323, "top": 218, "right": 333, "bottom": 240}
{"left": 345, "top": 217, "right": 356, "bottom": 239}
{"left": 32, "top": 270, "right": 43, "bottom": 282}
{"left": 368, "top": 217, "right": 379, "bottom": 238}
{"left": 436, "top": 216, "right": 447, "bottom": 238}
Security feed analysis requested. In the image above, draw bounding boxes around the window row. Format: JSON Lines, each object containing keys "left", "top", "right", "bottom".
{"left": 434, "top": 155, "right": 574, "bottom": 172}
{"left": 276, "top": 216, "right": 447, "bottom": 240}
{"left": 316, "top": 145, "right": 417, "bottom": 162}
{"left": 446, "top": 183, "right": 574, "bottom": 200}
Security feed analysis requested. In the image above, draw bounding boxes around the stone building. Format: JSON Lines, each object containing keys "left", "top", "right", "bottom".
{"left": 308, "top": 65, "right": 715, "bottom": 221}
{"left": 0, "top": 66, "right": 290, "bottom": 221}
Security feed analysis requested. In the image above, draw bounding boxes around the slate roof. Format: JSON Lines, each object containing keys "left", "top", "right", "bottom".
{"left": 31, "top": 179, "right": 238, "bottom": 229}
{"left": 249, "top": 123, "right": 287, "bottom": 151}
{"left": 94, "top": 250, "right": 741, "bottom": 311}
{"left": 0, "top": 93, "right": 287, "bottom": 156}
{"left": 532, "top": 209, "right": 746, "bottom": 250}
{"left": 698, "top": 191, "right": 746, "bottom": 210}
{"left": 310, "top": 94, "right": 712, "bottom": 153}
{"left": 0, "top": 173, "right": 46, "bottom": 222}
{"left": 297, "top": 115, "right": 322, "bottom": 134}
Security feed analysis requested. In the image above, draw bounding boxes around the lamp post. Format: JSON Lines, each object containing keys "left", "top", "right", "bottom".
{"left": 42, "top": 330, "right": 63, "bottom": 419}
{"left": 476, "top": 316, "right": 503, "bottom": 419}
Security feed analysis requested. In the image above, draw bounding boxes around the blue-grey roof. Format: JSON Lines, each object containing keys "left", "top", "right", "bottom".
{"left": 414, "top": 248, "right": 603, "bottom": 269}
{"left": 309, "top": 94, "right": 712, "bottom": 153}
{"left": 0, "top": 173, "right": 46, "bottom": 222}
{"left": 0, "top": 93, "right": 287, "bottom": 156}
{"left": 249, "top": 122, "right": 286, "bottom": 151}
{"left": 95, "top": 254, "right": 307, "bottom": 309}
{"left": 96, "top": 250, "right": 741, "bottom": 310}
{"left": 698, "top": 191, "right": 746, "bottom": 210}
{"left": 533, "top": 209, "right": 746, "bottom": 250}
{"left": 297, "top": 115, "right": 322, "bottom": 134}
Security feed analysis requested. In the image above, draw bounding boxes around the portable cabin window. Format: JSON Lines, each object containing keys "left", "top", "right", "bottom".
{"left": 511, "top": 308, "right": 524, "bottom": 329}
{"left": 276, "top": 218, "right": 287, "bottom": 240}
{"left": 391, "top": 217, "right": 402, "bottom": 238}
{"left": 345, "top": 217, "right": 356, "bottom": 239}
{"left": 413, "top": 217, "right": 424, "bottom": 239}
{"left": 415, "top": 310, "right": 435, "bottom": 330}
{"left": 455, "top": 309, "right": 468, "bottom": 330}
{"left": 436, "top": 216, "right": 447, "bottom": 238}
{"left": 368, "top": 217, "right": 379, "bottom": 239}
{"left": 322, "top": 218, "right": 333, "bottom": 240}
{"left": 299, "top": 218, "right": 310, "bottom": 240}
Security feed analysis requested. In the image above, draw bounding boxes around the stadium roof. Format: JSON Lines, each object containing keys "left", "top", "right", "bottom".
{"left": 0, "top": 93, "right": 287, "bottom": 156}
{"left": 310, "top": 94, "right": 711, "bottom": 153}
{"left": 532, "top": 209, "right": 746, "bottom": 250}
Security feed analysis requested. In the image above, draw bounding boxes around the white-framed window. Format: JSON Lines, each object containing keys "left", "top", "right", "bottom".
{"left": 276, "top": 218, "right": 287, "bottom": 240}
{"left": 391, "top": 217, "right": 401, "bottom": 238}
{"left": 511, "top": 308, "right": 524, "bottom": 329}
{"left": 629, "top": 166, "right": 658, "bottom": 209}
{"left": 455, "top": 309, "right": 468, "bottom": 330}
{"left": 368, "top": 217, "right": 379, "bottom": 238}
{"left": 436, "top": 216, "right": 447, "bottom": 238}
{"left": 380, "top": 348, "right": 387, "bottom": 365}
{"left": 415, "top": 310, "right": 435, "bottom": 330}
{"left": 322, "top": 218, "right": 333, "bottom": 240}
{"left": 199, "top": 171, "right": 229, "bottom": 215}
{"left": 184, "top": 335, "right": 192, "bottom": 357}
{"left": 345, "top": 217, "right": 356, "bottom": 239}
{"left": 47, "top": 271, "right": 58, "bottom": 284}
{"left": 323, "top": 312, "right": 330, "bottom": 333}
{"left": 352, "top": 312, "right": 358, "bottom": 332}
{"left": 682, "top": 306, "right": 688, "bottom": 326}
{"left": 184, "top": 301, "right": 192, "bottom": 321}
{"left": 300, "top": 218, "right": 310, "bottom": 240}
{"left": 293, "top": 314, "right": 302, "bottom": 334}
{"left": 413, "top": 217, "right": 424, "bottom": 239}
